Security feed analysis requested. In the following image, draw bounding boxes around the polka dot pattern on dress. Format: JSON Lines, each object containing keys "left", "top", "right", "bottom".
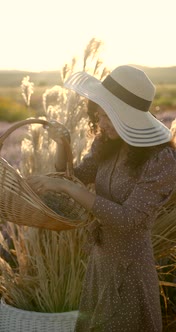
{"left": 74, "top": 142, "right": 176, "bottom": 332}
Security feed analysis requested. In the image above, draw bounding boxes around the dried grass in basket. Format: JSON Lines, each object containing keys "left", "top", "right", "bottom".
{"left": 0, "top": 119, "right": 92, "bottom": 231}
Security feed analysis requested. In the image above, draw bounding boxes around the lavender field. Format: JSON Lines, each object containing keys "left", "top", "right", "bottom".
{"left": 0, "top": 121, "right": 27, "bottom": 169}
{"left": 156, "top": 109, "right": 176, "bottom": 129}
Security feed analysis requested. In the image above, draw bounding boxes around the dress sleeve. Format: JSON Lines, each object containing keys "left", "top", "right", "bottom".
{"left": 74, "top": 152, "right": 98, "bottom": 185}
{"left": 92, "top": 147, "right": 176, "bottom": 231}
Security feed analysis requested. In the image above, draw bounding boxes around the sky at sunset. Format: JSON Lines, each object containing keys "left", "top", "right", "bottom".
{"left": 1, "top": 0, "right": 176, "bottom": 72}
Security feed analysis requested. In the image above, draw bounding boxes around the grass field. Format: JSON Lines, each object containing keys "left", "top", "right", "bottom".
{"left": 0, "top": 84, "right": 176, "bottom": 125}
{"left": 1, "top": 82, "right": 176, "bottom": 168}
{"left": 1, "top": 83, "right": 176, "bottom": 110}
{"left": 0, "top": 86, "right": 48, "bottom": 120}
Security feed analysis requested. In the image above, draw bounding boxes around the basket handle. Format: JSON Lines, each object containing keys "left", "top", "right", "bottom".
{"left": 0, "top": 118, "right": 73, "bottom": 177}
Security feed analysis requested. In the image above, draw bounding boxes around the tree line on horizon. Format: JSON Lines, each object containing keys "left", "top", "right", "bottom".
{"left": 0, "top": 65, "right": 176, "bottom": 87}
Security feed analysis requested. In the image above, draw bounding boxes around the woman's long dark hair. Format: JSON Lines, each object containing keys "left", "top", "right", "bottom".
{"left": 87, "top": 100, "right": 175, "bottom": 174}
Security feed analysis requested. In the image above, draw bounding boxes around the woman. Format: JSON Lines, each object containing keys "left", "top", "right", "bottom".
{"left": 27, "top": 65, "right": 176, "bottom": 331}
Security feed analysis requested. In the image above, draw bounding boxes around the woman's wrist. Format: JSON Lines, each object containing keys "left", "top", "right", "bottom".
{"left": 62, "top": 180, "right": 74, "bottom": 195}
{"left": 55, "top": 144, "right": 67, "bottom": 171}
{"left": 62, "top": 180, "right": 96, "bottom": 211}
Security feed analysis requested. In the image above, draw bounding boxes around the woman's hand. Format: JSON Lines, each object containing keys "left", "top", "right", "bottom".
{"left": 44, "top": 121, "right": 71, "bottom": 172}
{"left": 45, "top": 121, "right": 70, "bottom": 144}
{"left": 27, "top": 175, "right": 68, "bottom": 195}
{"left": 27, "top": 175, "right": 96, "bottom": 211}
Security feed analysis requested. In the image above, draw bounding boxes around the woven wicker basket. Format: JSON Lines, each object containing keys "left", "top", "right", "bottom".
{"left": 0, "top": 298, "right": 78, "bottom": 332}
{"left": 0, "top": 118, "right": 92, "bottom": 231}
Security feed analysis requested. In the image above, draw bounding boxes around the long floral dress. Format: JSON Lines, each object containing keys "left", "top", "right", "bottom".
{"left": 74, "top": 140, "right": 176, "bottom": 332}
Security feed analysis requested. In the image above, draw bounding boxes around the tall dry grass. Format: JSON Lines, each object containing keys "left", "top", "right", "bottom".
{"left": 0, "top": 38, "right": 106, "bottom": 312}
{"left": 0, "top": 225, "right": 88, "bottom": 312}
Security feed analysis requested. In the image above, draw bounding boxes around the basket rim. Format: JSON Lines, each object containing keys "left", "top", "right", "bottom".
{"left": 0, "top": 298, "right": 78, "bottom": 317}
{"left": 0, "top": 156, "right": 83, "bottom": 222}
{"left": 0, "top": 118, "right": 93, "bottom": 230}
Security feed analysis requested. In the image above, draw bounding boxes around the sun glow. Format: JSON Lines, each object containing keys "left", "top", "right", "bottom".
{"left": 1, "top": 0, "right": 176, "bottom": 71}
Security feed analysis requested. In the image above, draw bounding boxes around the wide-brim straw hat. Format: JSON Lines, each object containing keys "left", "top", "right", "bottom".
{"left": 64, "top": 65, "right": 172, "bottom": 147}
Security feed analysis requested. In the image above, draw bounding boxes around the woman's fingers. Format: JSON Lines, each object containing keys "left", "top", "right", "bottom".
{"left": 44, "top": 122, "right": 70, "bottom": 143}
{"left": 27, "top": 176, "right": 62, "bottom": 194}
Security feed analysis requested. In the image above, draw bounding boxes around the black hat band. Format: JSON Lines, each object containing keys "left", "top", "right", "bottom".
{"left": 102, "top": 75, "right": 152, "bottom": 112}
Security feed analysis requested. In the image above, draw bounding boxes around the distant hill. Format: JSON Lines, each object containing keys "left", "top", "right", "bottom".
{"left": 0, "top": 66, "right": 176, "bottom": 87}
{"left": 133, "top": 65, "right": 176, "bottom": 85}
{"left": 0, "top": 70, "right": 62, "bottom": 87}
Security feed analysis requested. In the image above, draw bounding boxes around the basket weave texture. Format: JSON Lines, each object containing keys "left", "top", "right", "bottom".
{"left": 0, "top": 299, "right": 78, "bottom": 332}
{"left": 0, "top": 119, "right": 91, "bottom": 231}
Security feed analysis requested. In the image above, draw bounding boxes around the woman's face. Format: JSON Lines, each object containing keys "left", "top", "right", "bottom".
{"left": 96, "top": 106, "right": 120, "bottom": 140}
